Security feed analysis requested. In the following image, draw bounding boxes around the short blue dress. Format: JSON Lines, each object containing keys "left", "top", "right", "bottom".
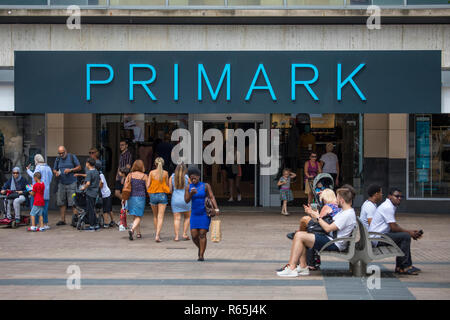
{"left": 189, "top": 181, "right": 211, "bottom": 231}
{"left": 170, "top": 174, "right": 191, "bottom": 213}
{"left": 128, "top": 177, "right": 147, "bottom": 217}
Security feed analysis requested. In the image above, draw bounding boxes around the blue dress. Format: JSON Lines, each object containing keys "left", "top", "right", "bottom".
{"left": 189, "top": 181, "right": 211, "bottom": 231}
{"left": 170, "top": 174, "right": 191, "bottom": 213}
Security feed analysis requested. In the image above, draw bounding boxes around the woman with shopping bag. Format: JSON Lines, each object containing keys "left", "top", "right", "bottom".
{"left": 184, "top": 166, "right": 220, "bottom": 261}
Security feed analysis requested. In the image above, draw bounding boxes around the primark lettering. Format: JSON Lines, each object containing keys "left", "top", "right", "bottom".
{"left": 86, "top": 63, "right": 366, "bottom": 102}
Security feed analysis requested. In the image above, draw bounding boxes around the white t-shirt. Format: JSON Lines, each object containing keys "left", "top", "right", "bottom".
{"left": 320, "top": 152, "right": 338, "bottom": 174}
{"left": 369, "top": 199, "right": 396, "bottom": 235}
{"left": 332, "top": 208, "right": 357, "bottom": 251}
{"left": 99, "top": 173, "right": 111, "bottom": 198}
{"left": 360, "top": 200, "right": 377, "bottom": 230}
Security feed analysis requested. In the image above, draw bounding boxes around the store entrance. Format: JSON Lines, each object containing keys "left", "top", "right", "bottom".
{"left": 194, "top": 114, "right": 268, "bottom": 207}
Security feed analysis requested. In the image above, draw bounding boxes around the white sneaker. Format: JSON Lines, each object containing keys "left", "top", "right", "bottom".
{"left": 237, "top": 194, "right": 242, "bottom": 201}
{"left": 42, "top": 225, "right": 50, "bottom": 230}
{"left": 228, "top": 197, "right": 234, "bottom": 202}
{"left": 119, "top": 224, "right": 126, "bottom": 232}
{"left": 276, "top": 266, "right": 298, "bottom": 277}
{"left": 296, "top": 266, "right": 310, "bottom": 276}
{"left": 281, "top": 211, "right": 289, "bottom": 216}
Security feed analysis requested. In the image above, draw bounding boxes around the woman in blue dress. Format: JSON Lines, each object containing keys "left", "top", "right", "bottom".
{"left": 169, "top": 163, "right": 191, "bottom": 241}
{"left": 184, "top": 166, "right": 220, "bottom": 261}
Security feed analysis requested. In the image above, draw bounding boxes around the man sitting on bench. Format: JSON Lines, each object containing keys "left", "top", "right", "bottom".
{"left": 369, "top": 187, "right": 423, "bottom": 275}
{"left": 276, "top": 187, "right": 356, "bottom": 277}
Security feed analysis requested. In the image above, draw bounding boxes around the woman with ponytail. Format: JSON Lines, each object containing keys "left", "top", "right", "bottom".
{"left": 169, "top": 163, "right": 191, "bottom": 241}
{"left": 147, "top": 157, "right": 170, "bottom": 242}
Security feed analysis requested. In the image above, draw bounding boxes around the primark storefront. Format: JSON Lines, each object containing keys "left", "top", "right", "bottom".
{"left": 0, "top": 48, "right": 446, "bottom": 212}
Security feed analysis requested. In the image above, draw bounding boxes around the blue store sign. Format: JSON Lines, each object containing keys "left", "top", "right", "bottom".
{"left": 14, "top": 50, "right": 441, "bottom": 114}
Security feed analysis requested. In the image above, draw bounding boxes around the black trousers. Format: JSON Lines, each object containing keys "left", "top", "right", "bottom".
{"left": 380, "top": 232, "right": 412, "bottom": 269}
{"left": 86, "top": 195, "right": 97, "bottom": 227}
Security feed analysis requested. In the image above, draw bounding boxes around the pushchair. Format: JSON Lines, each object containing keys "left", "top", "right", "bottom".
{"left": 308, "top": 173, "right": 335, "bottom": 210}
{"left": 71, "top": 187, "right": 104, "bottom": 230}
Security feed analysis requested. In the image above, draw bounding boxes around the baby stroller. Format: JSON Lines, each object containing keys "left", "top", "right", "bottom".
{"left": 308, "top": 173, "right": 335, "bottom": 210}
{"left": 71, "top": 187, "right": 104, "bottom": 231}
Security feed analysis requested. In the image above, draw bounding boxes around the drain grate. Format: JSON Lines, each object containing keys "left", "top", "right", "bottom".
{"left": 166, "top": 247, "right": 187, "bottom": 250}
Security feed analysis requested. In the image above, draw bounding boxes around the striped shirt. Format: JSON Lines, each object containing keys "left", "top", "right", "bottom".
{"left": 116, "top": 149, "right": 133, "bottom": 180}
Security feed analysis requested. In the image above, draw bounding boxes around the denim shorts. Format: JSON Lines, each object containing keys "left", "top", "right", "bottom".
{"left": 149, "top": 192, "right": 168, "bottom": 205}
{"left": 313, "top": 233, "right": 339, "bottom": 252}
{"left": 30, "top": 205, "right": 44, "bottom": 217}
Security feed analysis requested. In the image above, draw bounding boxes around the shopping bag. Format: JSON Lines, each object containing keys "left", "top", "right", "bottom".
{"left": 210, "top": 218, "right": 222, "bottom": 243}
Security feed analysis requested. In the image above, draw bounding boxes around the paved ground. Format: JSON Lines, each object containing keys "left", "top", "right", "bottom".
{"left": 0, "top": 207, "right": 449, "bottom": 300}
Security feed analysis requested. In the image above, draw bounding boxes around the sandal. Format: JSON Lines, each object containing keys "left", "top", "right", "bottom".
{"left": 182, "top": 236, "right": 190, "bottom": 241}
{"left": 136, "top": 233, "right": 142, "bottom": 239}
{"left": 128, "top": 230, "right": 134, "bottom": 241}
{"left": 397, "top": 267, "right": 419, "bottom": 275}
{"left": 174, "top": 238, "right": 180, "bottom": 242}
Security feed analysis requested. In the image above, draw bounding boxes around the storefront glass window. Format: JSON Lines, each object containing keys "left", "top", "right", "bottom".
{"left": 408, "top": 114, "right": 450, "bottom": 199}
{"left": 0, "top": 114, "right": 46, "bottom": 183}
{"left": 270, "top": 113, "right": 362, "bottom": 204}
{"left": 96, "top": 114, "right": 188, "bottom": 187}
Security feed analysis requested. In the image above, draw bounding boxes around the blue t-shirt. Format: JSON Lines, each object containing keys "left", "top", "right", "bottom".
{"left": 53, "top": 153, "right": 80, "bottom": 185}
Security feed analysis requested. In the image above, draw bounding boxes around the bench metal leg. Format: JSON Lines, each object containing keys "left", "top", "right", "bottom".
{"left": 350, "top": 261, "right": 367, "bottom": 277}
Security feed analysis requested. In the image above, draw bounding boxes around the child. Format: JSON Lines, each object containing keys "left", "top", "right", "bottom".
{"left": 97, "top": 162, "right": 115, "bottom": 228}
{"left": 80, "top": 158, "right": 100, "bottom": 231}
{"left": 27, "top": 172, "right": 45, "bottom": 232}
{"left": 117, "top": 167, "right": 130, "bottom": 231}
{"left": 277, "top": 168, "right": 296, "bottom": 216}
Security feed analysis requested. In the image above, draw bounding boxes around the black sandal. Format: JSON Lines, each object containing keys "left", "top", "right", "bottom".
{"left": 397, "top": 267, "right": 419, "bottom": 275}
{"left": 128, "top": 230, "right": 134, "bottom": 241}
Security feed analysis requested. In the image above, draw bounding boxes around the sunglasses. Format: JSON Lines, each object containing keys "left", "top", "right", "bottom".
{"left": 12, "top": 172, "right": 19, "bottom": 174}
{"left": 393, "top": 195, "right": 404, "bottom": 199}
{"left": 58, "top": 152, "right": 65, "bottom": 155}
{"left": 89, "top": 151, "right": 96, "bottom": 154}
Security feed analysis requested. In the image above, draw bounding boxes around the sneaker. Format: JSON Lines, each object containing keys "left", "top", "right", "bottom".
{"left": 237, "top": 194, "right": 242, "bottom": 201}
{"left": 281, "top": 211, "right": 290, "bottom": 216}
{"left": 119, "top": 224, "right": 126, "bottom": 232}
{"left": 37, "top": 227, "right": 46, "bottom": 232}
{"left": 27, "top": 226, "right": 38, "bottom": 232}
{"left": 94, "top": 225, "right": 100, "bottom": 231}
{"left": 276, "top": 266, "right": 298, "bottom": 277}
{"left": 56, "top": 221, "right": 66, "bottom": 226}
{"left": 43, "top": 225, "right": 51, "bottom": 230}
{"left": 103, "top": 224, "right": 110, "bottom": 229}
{"left": 228, "top": 197, "right": 234, "bottom": 202}
{"left": 109, "top": 221, "right": 117, "bottom": 228}
{"left": 296, "top": 266, "right": 310, "bottom": 276}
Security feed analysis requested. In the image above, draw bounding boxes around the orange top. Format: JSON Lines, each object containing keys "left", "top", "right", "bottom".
{"left": 147, "top": 173, "right": 170, "bottom": 194}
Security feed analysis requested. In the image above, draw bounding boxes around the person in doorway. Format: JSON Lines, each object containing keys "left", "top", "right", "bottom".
{"left": 278, "top": 168, "right": 296, "bottom": 216}
{"left": 169, "top": 163, "right": 191, "bottom": 241}
{"left": 369, "top": 188, "right": 423, "bottom": 275}
{"left": 1, "top": 167, "right": 27, "bottom": 224}
{"left": 304, "top": 152, "right": 322, "bottom": 205}
{"left": 79, "top": 158, "right": 100, "bottom": 231}
{"left": 115, "top": 140, "right": 133, "bottom": 202}
{"left": 359, "top": 184, "right": 383, "bottom": 229}
{"left": 27, "top": 172, "right": 45, "bottom": 232}
{"left": 277, "top": 187, "right": 356, "bottom": 277}
{"left": 319, "top": 143, "right": 340, "bottom": 187}
{"left": 26, "top": 154, "right": 52, "bottom": 230}
{"left": 184, "top": 166, "right": 220, "bottom": 261}
{"left": 53, "top": 146, "right": 81, "bottom": 226}
{"left": 155, "top": 134, "right": 174, "bottom": 174}
{"left": 147, "top": 157, "right": 170, "bottom": 242}
{"left": 123, "top": 160, "right": 147, "bottom": 240}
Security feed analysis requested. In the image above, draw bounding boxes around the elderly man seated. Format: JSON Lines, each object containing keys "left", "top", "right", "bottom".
{"left": 277, "top": 187, "right": 356, "bottom": 277}
{"left": 0, "top": 167, "right": 28, "bottom": 223}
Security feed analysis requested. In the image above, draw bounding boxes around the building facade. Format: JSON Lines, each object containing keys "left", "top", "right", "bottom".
{"left": 0, "top": 1, "right": 449, "bottom": 212}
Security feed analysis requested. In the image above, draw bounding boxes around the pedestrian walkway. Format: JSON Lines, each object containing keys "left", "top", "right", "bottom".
{"left": 0, "top": 207, "right": 449, "bottom": 300}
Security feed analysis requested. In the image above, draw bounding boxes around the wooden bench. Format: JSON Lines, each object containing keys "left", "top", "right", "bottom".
{"left": 319, "top": 217, "right": 404, "bottom": 277}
